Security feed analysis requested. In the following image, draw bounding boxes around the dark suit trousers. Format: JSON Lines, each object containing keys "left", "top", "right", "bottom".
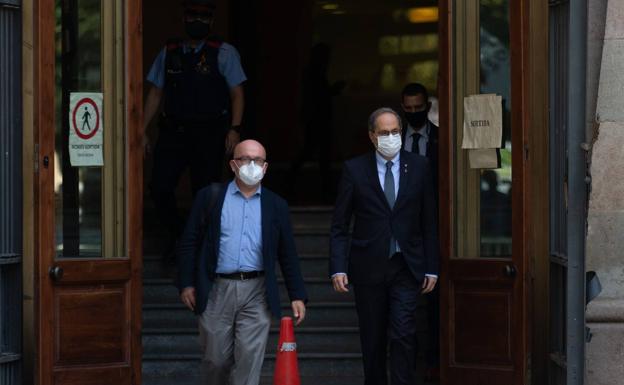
{"left": 353, "top": 254, "right": 422, "bottom": 385}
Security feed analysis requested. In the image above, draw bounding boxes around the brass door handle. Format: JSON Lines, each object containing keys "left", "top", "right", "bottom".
{"left": 49, "top": 266, "right": 64, "bottom": 281}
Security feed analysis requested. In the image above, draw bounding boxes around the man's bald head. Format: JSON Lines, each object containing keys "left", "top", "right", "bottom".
{"left": 230, "top": 140, "right": 269, "bottom": 189}
{"left": 233, "top": 140, "right": 267, "bottom": 160}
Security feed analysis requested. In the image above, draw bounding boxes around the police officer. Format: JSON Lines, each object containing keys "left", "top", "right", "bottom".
{"left": 144, "top": 0, "right": 246, "bottom": 262}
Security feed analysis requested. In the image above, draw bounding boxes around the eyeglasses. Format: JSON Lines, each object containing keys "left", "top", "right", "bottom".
{"left": 234, "top": 157, "right": 266, "bottom": 166}
{"left": 375, "top": 129, "right": 401, "bottom": 137}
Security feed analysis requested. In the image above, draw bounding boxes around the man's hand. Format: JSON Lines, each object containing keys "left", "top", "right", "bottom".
{"left": 332, "top": 273, "right": 349, "bottom": 293}
{"left": 291, "top": 300, "right": 306, "bottom": 326}
{"left": 180, "top": 287, "right": 196, "bottom": 311}
{"left": 422, "top": 276, "right": 437, "bottom": 294}
{"left": 225, "top": 129, "right": 240, "bottom": 154}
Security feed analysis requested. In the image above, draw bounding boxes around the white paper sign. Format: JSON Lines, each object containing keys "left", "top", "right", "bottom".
{"left": 69, "top": 92, "right": 104, "bottom": 167}
{"left": 462, "top": 94, "right": 503, "bottom": 149}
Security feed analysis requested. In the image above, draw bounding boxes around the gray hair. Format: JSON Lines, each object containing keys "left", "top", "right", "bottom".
{"left": 368, "top": 107, "right": 402, "bottom": 132}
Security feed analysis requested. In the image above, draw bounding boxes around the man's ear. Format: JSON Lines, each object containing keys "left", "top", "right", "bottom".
{"left": 369, "top": 131, "right": 377, "bottom": 147}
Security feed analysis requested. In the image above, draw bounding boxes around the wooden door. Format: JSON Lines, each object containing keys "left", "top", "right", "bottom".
{"left": 438, "top": 0, "right": 532, "bottom": 384}
{"left": 33, "top": 0, "right": 143, "bottom": 384}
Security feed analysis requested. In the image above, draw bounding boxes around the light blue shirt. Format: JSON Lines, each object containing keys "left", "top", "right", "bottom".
{"left": 375, "top": 151, "right": 401, "bottom": 200}
{"left": 216, "top": 181, "right": 263, "bottom": 274}
{"left": 403, "top": 123, "right": 430, "bottom": 156}
{"left": 146, "top": 41, "right": 247, "bottom": 89}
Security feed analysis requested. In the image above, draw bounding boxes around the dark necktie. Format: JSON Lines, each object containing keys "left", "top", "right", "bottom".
{"left": 384, "top": 161, "right": 396, "bottom": 256}
{"left": 411, "top": 132, "right": 422, "bottom": 155}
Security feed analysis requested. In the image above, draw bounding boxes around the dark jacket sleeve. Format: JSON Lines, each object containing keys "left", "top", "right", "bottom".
{"left": 176, "top": 188, "right": 210, "bottom": 291}
{"left": 421, "top": 160, "right": 440, "bottom": 275}
{"left": 329, "top": 162, "right": 355, "bottom": 276}
{"left": 277, "top": 198, "right": 308, "bottom": 303}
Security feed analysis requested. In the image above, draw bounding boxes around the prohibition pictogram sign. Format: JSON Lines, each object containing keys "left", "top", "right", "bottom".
{"left": 72, "top": 97, "right": 100, "bottom": 140}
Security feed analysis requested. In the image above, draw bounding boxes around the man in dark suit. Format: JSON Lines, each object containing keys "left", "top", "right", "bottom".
{"left": 330, "top": 108, "right": 439, "bottom": 385}
{"left": 401, "top": 83, "right": 439, "bottom": 192}
{"left": 400, "top": 82, "right": 441, "bottom": 381}
{"left": 177, "top": 140, "right": 307, "bottom": 385}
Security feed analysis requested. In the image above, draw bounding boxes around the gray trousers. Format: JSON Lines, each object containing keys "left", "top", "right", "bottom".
{"left": 198, "top": 277, "right": 272, "bottom": 385}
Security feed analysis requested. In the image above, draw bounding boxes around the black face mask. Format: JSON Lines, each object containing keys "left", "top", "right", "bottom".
{"left": 405, "top": 110, "right": 428, "bottom": 128}
{"left": 185, "top": 20, "right": 211, "bottom": 40}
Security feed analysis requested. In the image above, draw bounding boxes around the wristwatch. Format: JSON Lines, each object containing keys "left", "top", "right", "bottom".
{"left": 229, "top": 125, "right": 241, "bottom": 134}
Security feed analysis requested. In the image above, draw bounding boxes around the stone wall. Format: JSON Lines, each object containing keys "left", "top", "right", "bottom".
{"left": 586, "top": 0, "right": 624, "bottom": 384}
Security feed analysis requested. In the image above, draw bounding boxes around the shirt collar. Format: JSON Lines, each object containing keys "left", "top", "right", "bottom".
{"left": 375, "top": 150, "right": 401, "bottom": 168}
{"left": 183, "top": 40, "right": 206, "bottom": 54}
{"left": 407, "top": 122, "right": 429, "bottom": 139}
{"left": 229, "top": 179, "right": 262, "bottom": 197}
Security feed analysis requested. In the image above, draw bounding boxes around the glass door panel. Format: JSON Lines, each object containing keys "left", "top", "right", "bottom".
{"left": 454, "top": 0, "right": 512, "bottom": 259}
{"left": 54, "top": 0, "right": 125, "bottom": 258}
{"left": 478, "top": 0, "right": 512, "bottom": 257}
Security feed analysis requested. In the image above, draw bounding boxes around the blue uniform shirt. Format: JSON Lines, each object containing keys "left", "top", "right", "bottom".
{"left": 216, "top": 180, "right": 264, "bottom": 274}
{"left": 146, "top": 40, "right": 247, "bottom": 89}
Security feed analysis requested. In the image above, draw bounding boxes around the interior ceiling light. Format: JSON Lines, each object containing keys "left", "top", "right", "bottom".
{"left": 407, "top": 7, "right": 438, "bottom": 23}
{"left": 322, "top": 3, "right": 339, "bottom": 10}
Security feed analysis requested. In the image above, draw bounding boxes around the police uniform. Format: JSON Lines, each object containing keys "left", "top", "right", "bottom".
{"left": 147, "top": 37, "right": 246, "bottom": 254}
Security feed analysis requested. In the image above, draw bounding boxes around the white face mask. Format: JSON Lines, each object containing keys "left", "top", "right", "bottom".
{"left": 236, "top": 161, "right": 265, "bottom": 186}
{"left": 376, "top": 133, "right": 402, "bottom": 158}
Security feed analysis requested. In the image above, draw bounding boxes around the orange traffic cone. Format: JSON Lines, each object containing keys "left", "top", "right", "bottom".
{"left": 273, "top": 316, "right": 300, "bottom": 385}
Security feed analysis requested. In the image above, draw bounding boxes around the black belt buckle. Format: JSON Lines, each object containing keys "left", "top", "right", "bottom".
{"left": 239, "top": 272, "right": 248, "bottom": 281}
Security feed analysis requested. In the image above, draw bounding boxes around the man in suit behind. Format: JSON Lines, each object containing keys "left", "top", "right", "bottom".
{"left": 330, "top": 108, "right": 439, "bottom": 385}
{"left": 177, "top": 140, "right": 307, "bottom": 385}
{"left": 401, "top": 83, "right": 439, "bottom": 193}
{"left": 400, "top": 82, "right": 441, "bottom": 381}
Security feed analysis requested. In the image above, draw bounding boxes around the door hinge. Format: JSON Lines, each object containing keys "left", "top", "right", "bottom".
{"left": 34, "top": 143, "right": 39, "bottom": 173}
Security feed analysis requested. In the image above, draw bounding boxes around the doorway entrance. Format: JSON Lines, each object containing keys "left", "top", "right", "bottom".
{"left": 29, "top": 0, "right": 549, "bottom": 383}
{"left": 139, "top": 0, "right": 549, "bottom": 384}
{"left": 140, "top": 0, "right": 444, "bottom": 383}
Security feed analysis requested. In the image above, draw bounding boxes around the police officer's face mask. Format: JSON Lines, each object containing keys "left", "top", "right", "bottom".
{"left": 185, "top": 20, "right": 211, "bottom": 40}
{"left": 404, "top": 110, "right": 428, "bottom": 128}
{"left": 236, "top": 161, "right": 265, "bottom": 187}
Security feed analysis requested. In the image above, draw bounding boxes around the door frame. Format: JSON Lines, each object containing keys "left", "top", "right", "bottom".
{"left": 32, "top": 0, "right": 143, "bottom": 383}
{"left": 126, "top": 0, "right": 144, "bottom": 383}
{"left": 437, "top": 0, "right": 549, "bottom": 384}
